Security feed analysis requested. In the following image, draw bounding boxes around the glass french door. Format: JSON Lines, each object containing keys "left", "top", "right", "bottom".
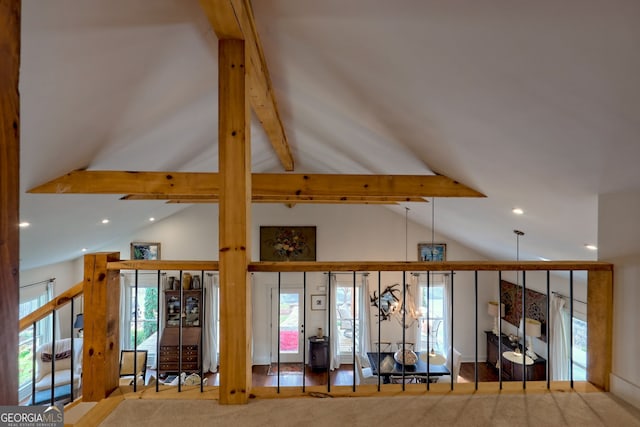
{"left": 271, "top": 288, "right": 304, "bottom": 363}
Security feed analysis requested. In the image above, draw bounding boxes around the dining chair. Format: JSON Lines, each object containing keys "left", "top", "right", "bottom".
{"left": 373, "top": 341, "right": 393, "bottom": 352}
{"left": 437, "top": 347, "right": 462, "bottom": 384}
{"left": 355, "top": 355, "right": 378, "bottom": 385}
{"left": 395, "top": 341, "right": 415, "bottom": 351}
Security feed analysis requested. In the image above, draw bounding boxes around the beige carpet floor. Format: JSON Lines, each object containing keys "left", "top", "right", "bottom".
{"left": 98, "top": 391, "right": 640, "bottom": 427}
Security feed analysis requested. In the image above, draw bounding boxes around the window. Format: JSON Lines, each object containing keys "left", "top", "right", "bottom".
{"left": 121, "top": 273, "right": 159, "bottom": 368}
{"left": 418, "top": 282, "right": 445, "bottom": 352}
{"left": 336, "top": 284, "right": 359, "bottom": 355}
{"left": 18, "top": 280, "right": 54, "bottom": 400}
{"left": 572, "top": 316, "right": 587, "bottom": 381}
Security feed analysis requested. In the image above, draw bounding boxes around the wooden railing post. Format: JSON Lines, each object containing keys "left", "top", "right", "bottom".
{"left": 82, "top": 252, "right": 121, "bottom": 401}
{"left": 587, "top": 269, "right": 614, "bottom": 390}
{"left": 0, "top": 0, "right": 21, "bottom": 405}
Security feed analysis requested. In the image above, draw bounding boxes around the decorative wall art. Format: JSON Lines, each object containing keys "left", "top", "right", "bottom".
{"left": 370, "top": 284, "right": 401, "bottom": 321}
{"left": 500, "top": 280, "right": 547, "bottom": 342}
{"left": 131, "top": 242, "right": 161, "bottom": 260}
{"left": 417, "top": 243, "right": 446, "bottom": 261}
{"left": 311, "top": 294, "right": 326, "bottom": 310}
{"left": 260, "top": 226, "right": 316, "bottom": 261}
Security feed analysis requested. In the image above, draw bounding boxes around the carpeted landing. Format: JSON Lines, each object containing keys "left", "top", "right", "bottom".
{"left": 98, "top": 391, "right": 640, "bottom": 427}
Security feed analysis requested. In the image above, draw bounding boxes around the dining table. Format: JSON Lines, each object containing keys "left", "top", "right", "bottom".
{"left": 366, "top": 351, "right": 450, "bottom": 383}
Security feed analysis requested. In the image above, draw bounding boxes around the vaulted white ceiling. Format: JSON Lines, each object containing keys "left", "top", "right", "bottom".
{"left": 19, "top": 0, "right": 640, "bottom": 270}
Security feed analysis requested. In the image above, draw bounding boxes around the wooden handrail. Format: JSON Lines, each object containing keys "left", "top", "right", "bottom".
{"left": 108, "top": 260, "right": 219, "bottom": 271}
{"left": 19, "top": 281, "right": 84, "bottom": 332}
{"left": 106, "top": 259, "right": 612, "bottom": 273}
{"left": 249, "top": 260, "right": 613, "bottom": 272}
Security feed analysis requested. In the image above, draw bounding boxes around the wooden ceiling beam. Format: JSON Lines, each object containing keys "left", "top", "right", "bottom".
{"left": 199, "top": 0, "right": 294, "bottom": 171}
{"left": 121, "top": 194, "right": 428, "bottom": 204}
{"left": 29, "top": 170, "right": 485, "bottom": 199}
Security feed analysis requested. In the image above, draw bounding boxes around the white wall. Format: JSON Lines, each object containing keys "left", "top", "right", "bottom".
{"left": 599, "top": 190, "right": 640, "bottom": 409}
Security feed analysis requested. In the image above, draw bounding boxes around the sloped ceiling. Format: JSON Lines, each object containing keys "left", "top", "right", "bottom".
{"left": 18, "top": 0, "right": 640, "bottom": 270}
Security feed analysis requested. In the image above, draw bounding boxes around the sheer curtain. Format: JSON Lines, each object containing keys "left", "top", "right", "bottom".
{"left": 329, "top": 274, "right": 341, "bottom": 370}
{"left": 356, "top": 274, "right": 371, "bottom": 358}
{"left": 408, "top": 273, "right": 421, "bottom": 349}
{"left": 202, "top": 273, "right": 219, "bottom": 373}
{"left": 441, "top": 274, "right": 452, "bottom": 355}
{"left": 550, "top": 294, "right": 570, "bottom": 380}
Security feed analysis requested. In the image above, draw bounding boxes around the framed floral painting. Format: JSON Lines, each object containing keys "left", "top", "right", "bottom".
{"left": 259, "top": 226, "right": 316, "bottom": 261}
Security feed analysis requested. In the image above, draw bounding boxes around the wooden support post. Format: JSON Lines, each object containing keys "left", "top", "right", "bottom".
{"left": 587, "top": 269, "right": 614, "bottom": 390}
{"left": 82, "top": 252, "right": 121, "bottom": 401}
{"left": 0, "top": 0, "right": 20, "bottom": 405}
{"left": 218, "top": 39, "right": 252, "bottom": 404}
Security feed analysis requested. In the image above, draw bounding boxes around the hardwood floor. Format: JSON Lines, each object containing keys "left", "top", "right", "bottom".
{"left": 216, "top": 362, "right": 499, "bottom": 387}
{"left": 156, "top": 361, "right": 501, "bottom": 388}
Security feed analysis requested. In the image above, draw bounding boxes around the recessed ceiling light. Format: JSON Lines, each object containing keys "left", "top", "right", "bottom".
{"left": 585, "top": 244, "right": 598, "bottom": 251}
{"left": 81, "top": 248, "right": 88, "bottom": 252}
{"left": 19, "top": 222, "right": 30, "bottom": 228}
{"left": 538, "top": 257, "right": 550, "bottom": 261}
{"left": 149, "top": 217, "right": 155, "bottom": 222}
{"left": 512, "top": 208, "right": 524, "bottom": 215}
{"left": 101, "top": 219, "right": 110, "bottom": 224}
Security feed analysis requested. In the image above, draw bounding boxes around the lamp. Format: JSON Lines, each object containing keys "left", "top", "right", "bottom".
{"left": 74, "top": 313, "right": 84, "bottom": 337}
{"left": 487, "top": 301, "right": 505, "bottom": 336}
{"left": 520, "top": 317, "right": 541, "bottom": 360}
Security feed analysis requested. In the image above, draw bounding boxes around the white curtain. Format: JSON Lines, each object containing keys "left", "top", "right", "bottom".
{"left": 550, "top": 294, "right": 570, "bottom": 380}
{"left": 202, "top": 273, "right": 219, "bottom": 373}
{"left": 405, "top": 273, "right": 421, "bottom": 349}
{"left": 356, "top": 274, "right": 371, "bottom": 358}
{"left": 20, "top": 279, "right": 56, "bottom": 345}
{"left": 119, "top": 275, "right": 129, "bottom": 352}
{"left": 329, "top": 274, "right": 341, "bottom": 370}
{"left": 441, "top": 274, "right": 452, "bottom": 356}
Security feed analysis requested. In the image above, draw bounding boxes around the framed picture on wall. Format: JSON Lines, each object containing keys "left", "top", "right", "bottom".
{"left": 311, "top": 295, "right": 326, "bottom": 311}
{"left": 418, "top": 243, "right": 446, "bottom": 261}
{"left": 260, "top": 226, "right": 317, "bottom": 261}
{"left": 131, "top": 242, "right": 161, "bottom": 260}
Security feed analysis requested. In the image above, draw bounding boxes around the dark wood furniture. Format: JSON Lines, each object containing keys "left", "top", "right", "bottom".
{"left": 308, "top": 336, "right": 329, "bottom": 370}
{"left": 366, "top": 352, "right": 449, "bottom": 383}
{"left": 164, "top": 290, "right": 202, "bottom": 327}
{"left": 485, "top": 331, "right": 546, "bottom": 381}
{"left": 159, "top": 328, "right": 201, "bottom": 377}
{"left": 158, "top": 289, "right": 203, "bottom": 378}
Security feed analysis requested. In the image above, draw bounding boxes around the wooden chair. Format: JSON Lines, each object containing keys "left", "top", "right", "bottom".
{"left": 119, "top": 349, "right": 148, "bottom": 386}
{"left": 373, "top": 341, "right": 393, "bottom": 352}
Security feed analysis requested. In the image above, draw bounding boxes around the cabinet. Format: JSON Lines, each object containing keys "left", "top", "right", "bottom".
{"left": 158, "top": 328, "right": 201, "bottom": 377}
{"left": 485, "top": 331, "right": 546, "bottom": 382}
{"left": 164, "top": 290, "right": 202, "bottom": 328}
{"left": 308, "top": 336, "right": 329, "bottom": 370}
{"left": 159, "top": 289, "right": 203, "bottom": 377}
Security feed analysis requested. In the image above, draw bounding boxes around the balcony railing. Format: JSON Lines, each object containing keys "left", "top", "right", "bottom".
{"left": 19, "top": 254, "right": 611, "bottom": 408}
{"left": 86, "top": 256, "right": 612, "bottom": 401}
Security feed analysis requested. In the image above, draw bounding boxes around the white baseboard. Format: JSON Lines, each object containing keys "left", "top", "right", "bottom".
{"left": 610, "top": 373, "right": 640, "bottom": 410}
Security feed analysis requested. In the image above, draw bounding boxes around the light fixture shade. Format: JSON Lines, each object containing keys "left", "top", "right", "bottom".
{"left": 74, "top": 313, "right": 84, "bottom": 329}
{"left": 520, "top": 317, "right": 541, "bottom": 338}
{"left": 487, "top": 301, "right": 504, "bottom": 317}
